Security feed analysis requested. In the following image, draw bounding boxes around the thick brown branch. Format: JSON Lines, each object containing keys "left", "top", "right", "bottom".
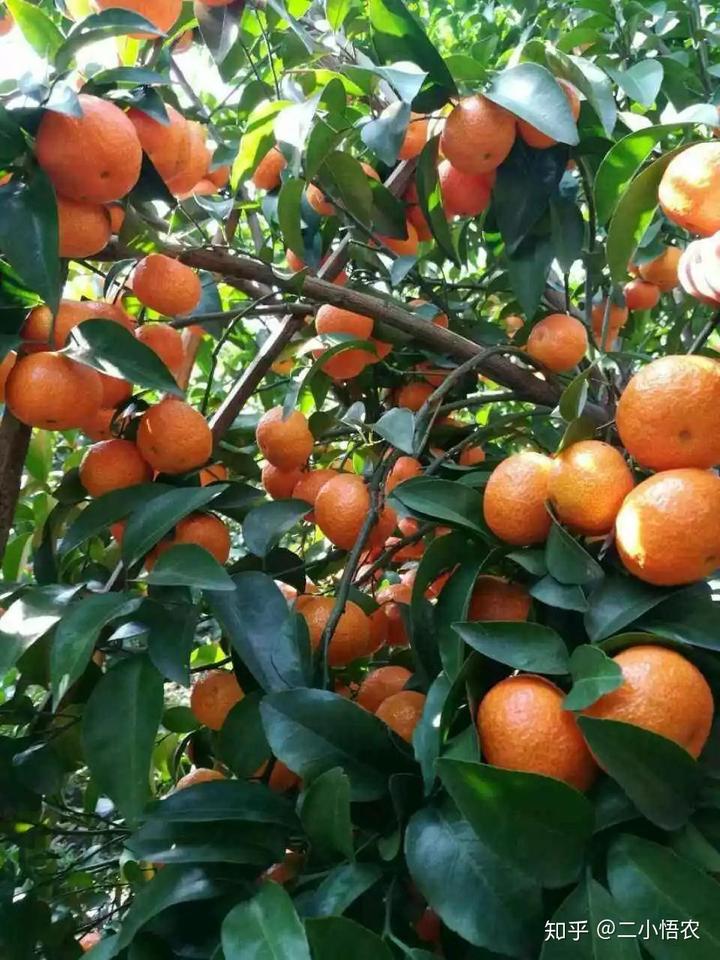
{"left": 0, "top": 409, "right": 31, "bottom": 558}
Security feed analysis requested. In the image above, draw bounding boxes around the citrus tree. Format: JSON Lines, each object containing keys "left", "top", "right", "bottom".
{"left": 2, "top": 0, "right": 720, "bottom": 956}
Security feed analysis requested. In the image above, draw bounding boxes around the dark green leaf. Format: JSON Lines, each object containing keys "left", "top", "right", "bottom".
{"left": 127, "top": 819, "right": 284, "bottom": 866}
{"left": 306, "top": 916, "right": 393, "bottom": 960}
{"left": 372, "top": 407, "right": 415, "bottom": 454}
{"left": 435, "top": 557, "right": 486, "bottom": 679}
{"left": 0, "top": 585, "right": 80, "bottom": 674}
{"left": 563, "top": 645, "right": 623, "bottom": 710}
{"left": 638, "top": 586, "right": 720, "bottom": 653}
{"left": 194, "top": 0, "right": 241, "bottom": 64}
{"left": 495, "top": 140, "right": 567, "bottom": 254}
{"left": 60, "top": 484, "right": 171, "bottom": 557}
{"left": 222, "top": 883, "right": 311, "bottom": 959}
{"left": 318, "top": 151, "right": 374, "bottom": 226}
{"left": 549, "top": 196, "right": 585, "bottom": 274}
{"left": 146, "top": 543, "right": 234, "bottom": 591}
{"left": 218, "top": 692, "right": 271, "bottom": 778}
{"left": 297, "top": 863, "right": 382, "bottom": 918}
{"left": 577, "top": 717, "right": 701, "bottom": 831}
{"left": 545, "top": 47, "right": 616, "bottom": 136}
{"left": 0, "top": 104, "right": 25, "bottom": 163}
{"left": 121, "top": 486, "right": 227, "bottom": 566}
{"left": 487, "top": 62, "right": 579, "bottom": 145}
{"left": 438, "top": 758, "right": 593, "bottom": 887}
{"left": 55, "top": 9, "right": 163, "bottom": 71}
{"left": 413, "top": 673, "right": 451, "bottom": 792}
{"left": 584, "top": 574, "right": 672, "bottom": 642}
{"left": 242, "top": 500, "right": 308, "bottom": 557}
{"left": 530, "top": 576, "right": 588, "bottom": 612}
{"left": 278, "top": 178, "right": 306, "bottom": 258}
{"left": 83, "top": 655, "right": 164, "bottom": 822}
{"left": 505, "top": 231, "right": 554, "bottom": 320}
{"left": 299, "top": 767, "right": 354, "bottom": 860}
{"left": 144, "top": 779, "right": 297, "bottom": 828}
{"left": 546, "top": 519, "right": 604, "bottom": 586}
{"left": 390, "top": 477, "right": 488, "bottom": 538}
{"left": 558, "top": 367, "right": 592, "bottom": 421}
{"left": 540, "top": 876, "right": 641, "bottom": 959}
{"left": 0, "top": 171, "right": 60, "bottom": 312}
{"left": 606, "top": 60, "right": 663, "bottom": 108}
{"left": 233, "top": 100, "right": 290, "bottom": 185}
{"left": 454, "top": 621, "right": 571, "bottom": 674}
{"left": 416, "top": 136, "right": 458, "bottom": 264}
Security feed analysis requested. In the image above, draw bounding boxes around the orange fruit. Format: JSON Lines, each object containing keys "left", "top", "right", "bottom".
{"left": 590, "top": 299, "right": 628, "bottom": 335}
{"left": 107, "top": 203, "right": 125, "bottom": 233}
{"left": 285, "top": 249, "right": 348, "bottom": 285}
{"left": 36, "top": 94, "right": 141, "bottom": 203}
{"left": 306, "top": 182, "right": 334, "bottom": 216}
{"left": 252, "top": 146, "right": 286, "bottom": 191}
{"left": 256, "top": 406, "right": 313, "bottom": 471}
{"left": 409, "top": 299, "right": 449, "bottom": 328}
{"left": 468, "top": 576, "right": 531, "bottom": 621}
{"left": 292, "top": 468, "right": 336, "bottom": 511}
{"left": 0, "top": 351, "right": 16, "bottom": 402}
{"left": 176, "top": 767, "right": 225, "bottom": 790}
{"left": 357, "top": 665, "right": 413, "bottom": 713}
{"left": 616, "top": 355, "right": 720, "bottom": 470}
{"left": 137, "top": 397, "right": 212, "bottom": 474}
{"left": 57, "top": 196, "right": 111, "bottom": 258}
{"left": 458, "top": 445, "right": 485, "bottom": 466}
{"left": 637, "top": 246, "right": 681, "bottom": 291}
{"left": 0, "top": 12, "right": 13, "bottom": 35}
{"left": 504, "top": 314, "right": 524, "bottom": 338}
{"left": 190, "top": 669, "right": 243, "bottom": 730}
{"left": 379, "top": 220, "right": 419, "bottom": 257}
{"left": 207, "top": 164, "right": 230, "bottom": 188}
{"left": 395, "top": 381, "right": 434, "bottom": 411}
{"left": 21, "top": 299, "right": 135, "bottom": 352}
{"left": 266, "top": 760, "right": 300, "bottom": 792}
{"left": 271, "top": 356, "right": 294, "bottom": 375}
{"left": 128, "top": 104, "right": 188, "bottom": 187}
{"left": 93, "top": 0, "right": 181, "bottom": 36}
{"left": 383, "top": 535, "right": 424, "bottom": 562}
{"left": 296, "top": 595, "right": 372, "bottom": 667}
{"left": 314, "top": 303, "right": 375, "bottom": 379}
{"left": 399, "top": 113, "right": 428, "bottom": 161}
{"left": 375, "top": 581, "right": 412, "bottom": 648}
{"left": 438, "top": 159, "right": 494, "bottom": 218}
{"left": 367, "top": 606, "right": 390, "bottom": 651}
{"left": 165, "top": 121, "right": 211, "bottom": 196}
{"left": 80, "top": 407, "right": 116, "bottom": 442}
{"left": 173, "top": 27, "right": 194, "bottom": 53}
{"left": 440, "top": 94, "right": 516, "bottom": 175}
{"left": 386, "top": 456, "right": 422, "bottom": 493}
{"left": 376, "top": 690, "right": 426, "bottom": 742}
{"left": 415, "top": 361, "right": 448, "bottom": 387}
{"left": 98, "top": 372, "right": 132, "bottom": 409}
{"left": 315, "top": 473, "right": 396, "bottom": 551}
{"left": 135, "top": 323, "right": 185, "bottom": 377}
{"left": 615, "top": 468, "right": 720, "bottom": 585}
{"left": 199, "top": 463, "right": 229, "bottom": 485}
{"left": 404, "top": 181, "right": 432, "bottom": 241}
{"left": 658, "top": 142, "right": 720, "bottom": 236}
{"left": 262, "top": 463, "right": 303, "bottom": 499}
{"left": 132, "top": 254, "right": 202, "bottom": 316}
{"left": 548, "top": 440, "right": 634, "bottom": 536}
{"left": 624, "top": 278, "right": 660, "bottom": 310}
{"left": 478, "top": 675, "right": 597, "bottom": 790}
{"left": 80, "top": 439, "right": 151, "bottom": 497}
{"left": 517, "top": 79, "right": 580, "bottom": 149}
{"left": 174, "top": 512, "right": 231, "bottom": 564}
{"left": 584, "top": 645, "right": 713, "bottom": 758}
{"left": 5, "top": 353, "right": 102, "bottom": 430}
{"left": 483, "top": 451, "right": 552, "bottom": 546}
{"left": 526, "top": 313, "right": 587, "bottom": 373}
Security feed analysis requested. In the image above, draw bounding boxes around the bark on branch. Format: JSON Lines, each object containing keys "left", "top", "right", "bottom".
{"left": 0, "top": 409, "right": 31, "bottom": 558}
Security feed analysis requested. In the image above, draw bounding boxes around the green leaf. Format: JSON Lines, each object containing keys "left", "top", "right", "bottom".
{"left": 60, "top": 484, "right": 171, "bottom": 556}
{"left": 0, "top": 105, "right": 25, "bottom": 164}
{"left": 454, "top": 621, "right": 571, "bottom": 675}
{"left": 577, "top": 717, "right": 701, "bottom": 831}
{"left": 6, "top": 0, "right": 63, "bottom": 57}
{"left": 550, "top": 196, "right": 585, "bottom": 274}
{"left": 486, "top": 62, "right": 579, "bottom": 145}
{"left": 494, "top": 142, "right": 567, "bottom": 254}
{"left": 0, "top": 585, "right": 80, "bottom": 675}
{"left": 369, "top": 178, "right": 408, "bottom": 238}
{"left": 558, "top": 367, "right": 592, "bottom": 421}
{"left": 318, "top": 151, "right": 374, "bottom": 226}
{"left": 438, "top": 758, "right": 594, "bottom": 888}
{"left": 141, "top": 594, "right": 198, "bottom": 686}
{"left": 435, "top": 557, "right": 486, "bottom": 679}
{"left": 222, "top": 882, "right": 312, "bottom": 960}
{"left": 195, "top": 0, "right": 243, "bottom": 64}
{"left": 390, "top": 477, "right": 488, "bottom": 538}
{"left": 405, "top": 801, "right": 542, "bottom": 955}
{"left": 232, "top": 100, "right": 290, "bottom": 186}
{"left": 413, "top": 673, "right": 451, "bottom": 792}
{"left": 218, "top": 692, "right": 271, "bottom": 778}
{"left": 83, "top": 655, "right": 164, "bottom": 822}
{"left": 0, "top": 171, "right": 60, "bottom": 312}
{"left": 143, "top": 779, "right": 297, "bottom": 827}
{"left": 278, "top": 178, "right": 306, "bottom": 260}
{"left": 297, "top": 863, "right": 382, "bottom": 918}
{"left": 127, "top": 819, "right": 284, "bottom": 866}
{"left": 546, "top": 519, "right": 604, "bottom": 586}
{"left": 299, "top": 767, "right": 354, "bottom": 861}
{"left": 372, "top": 408, "right": 415, "bottom": 454}
{"left": 583, "top": 574, "right": 673, "bottom": 642}
{"left": 563, "top": 645, "right": 623, "bottom": 710}
{"left": 242, "top": 500, "right": 308, "bottom": 558}
{"left": 50, "top": 593, "right": 140, "bottom": 708}
{"left": 530, "top": 576, "right": 588, "bottom": 612}
{"left": 416, "top": 135, "right": 458, "bottom": 264}
{"left": 545, "top": 47, "right": 617, "bottom": 136}
{"left": 540, "top": 876, "right": 641, "bottom": 959}
{"left": 207, "top": 573, "right": 312, "bottom": 692}
{"left": 506, "top": 231, "right": 554, "bottom": 320}
{"left": 607, "top": 834, "right": 720, "bottom": 958}
{"left": 606, "top": 60, "right": 664, "bottom": 108}
{"left": 326, "top": 0, "right": 353, "bottom": 31}
{"left": 121, "top": 486, "right": 227, "bottom": 566}
{"left": 260, "top": 688, "right": 412, "bottom": 800}
{"left": 145, "top": 543, "right": 235, "bottom": 591}
{"left": 368, "top": 0, "right": 457, "bottom": 111}
{"left": 360, "top": 101, "right": 410, "bottom": 165}
{"left": 65, "top": 319, "right": 183, "bottom": 397}
{"left": 637, "top": 586, "right": 720, "bottom": 653}
{"left": 55, "top": 9, "right": 163, "bottom": 71}
{"left": 307, "top": 920, "right": 394, "bottom": 960}
{"left": 606, "top": 143, "right": 688, "bottom": 283}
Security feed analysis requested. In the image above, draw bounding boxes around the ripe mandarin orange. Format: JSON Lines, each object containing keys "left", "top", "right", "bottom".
{"left": 0, "top": 12, "right": 13, "bottom": 35}
{"left": 21, "top": 299, "right": 135, "bottom": 352}
{"left": 93, "top": 0, "right": 181, "bottom": 36}
{"left": 637, "top": 246, "right": 681, "bottom": 291}
{"left": 98, "top": 372, "right": 132, "bottom": 408}
{"left": 375, "top": 581, "right": 412, "bottom": 648}
{"left": 207, "top": 164, "right": 230, "bottom": 188}
{"left": 252, "top": 146, "right": 286, "bottom": 191}
{"left": 658, "top": 142, "right": 720, "bottom": 237}
{"left": 504, "top": 314, "right": 524, "bottom": 338}
{"left": 468, "top": 576, "right": 531, "bottom": 621}
{"left": 615, "top": 468, "right": 720, "bottom": 585}
{"left": 438, "top": 159, "right": 494, "bottom": 217}
{"left": 80, "top": 439, "right": 152, "bottom": 497}
{"left": 483, "top": 451, "right": 552, "bottom": 546}
{"left": 584, "top": 645, "right": 713, "bottom": 757}
{"left": 107, "top": 203, "right": 125, "bottom": 234}
{"left": 267, "top": 759, "right": 300, "bottom": 792}
{"left": 379, "top": 221, "right": 420, "bottom": 257}
{"left": 314, "top": 303, "right": 375, "bottom": 379}
{"left": 548, "top": 440, "right": 634, "bottom": 536}
{"left": 440, "top": 94, "right": 516, "bottom": 175}
{"left": 5, "top": 353, "right": 102, "bottom": 430}
{"left": 80, "top": 408, "right": 116, "bottom": 442}
{"left": 459, "top": 445, "right": 485, "bottom": 466}
{"left": 199, "top": 463, "right": 229, "bottom": 485}
{"left": 590, "top": 299, "right": 628, "bottom": 335}
{"left": 395, "top": 381, "right": 434, "bottom": 411}
{"left": 478, "top": 675, "right": 597, "bottom": 790}
{"left": 517, "top": 79, "right": 580, "bottom": 149}
{"left": 616, "top": 355, "right": 720, "bottom": 470}
{"left": 356, "top": 666, "right": 412, "bottom": 712}
{"left": 262, "top": 463, "right": 303, "bottom": 499}
{"left": 135, "top": 323, "right": 185, "bottom": 377}
{"left": 57, "top": 196, "right": 111, "bottom": 258}
{"left": 386, "top": 456, "right": 422, "bottom": 493}
{"left": 376, "top": 690, "right": 426, "bottom": 742}
{"left": 526, "top": 313, "right": 587, "bottom": 373}
{"left": 36, "top": 94, "right": 141, "bottom": 203}
{"left": 128, "top": 104, "right": 188, "bottom": 186}
{"left": 306, "top": 182, "right": 334, "bottom": 216}
{"left": 292, "top": 468, "right": 336, "bottom": 515}
{"left": 0, "top": 351, "right": 16, "bottom": 402}
{"left": 315, "top": 473, "right": 396, "bottom": 550}
{"left": 136, "top": 397, "right": 212, "bottom": 474}
{"left": 132, "top": 254, "right": 202, "bottom": 316}
{"left": 165, "top": 121, "right": 211, "bottom": 196}
{"left": 176, "top": 767, "right": 225, "bottom": 789}
{"left": 256, "top": 406, "right": 313, "bottom": 471}
{"left": 174, "top": 512, "right": 231, "bottom": 564}
{"left": 399, "top": 113, "right": 428, "bottom": 160}
{"left": 624, "top": 278, "right": 660, "bottom": 310}
{"left": 190, "top": 669, "right": 243, "bottom": 730}
{"left": 296, "top": 595, "right": 372, "bottom": 666}
{"left": 404, "top": 181, "right": 432, "bottom": 241}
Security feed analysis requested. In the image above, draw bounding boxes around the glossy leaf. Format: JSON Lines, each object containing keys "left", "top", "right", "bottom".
{"left": 606, "top": 60, "right": 663, "bottom": 108}
{"left": 277, "top": 178, "right": 306, "bottom": 259}
{"left": 540, "top": 876, "right": 641, "bottom": 959}
{"left": 222, "top": 882, "right": 311, "bottom": 960}
{"left": 55, "top": 9, "right": 162, "bottom": 71}
{"left": 360, "top": 101, "right": 411, "bottom": 166}
{"left": 242, "top": 500, "right": 308, "bottom": 557}
{"left": 146, "top": 543, "right": 235, "bottom": 592}
{"left": 318, "top": 151, "right": 374, "bottom": 226}
{"left": 416, "top": 135, "right": 457, "bottom": 263}
{"left": 0, "top": 171, "right": 60, "bottom": 312}
{"left": 435, "top": 556, "right": 486, "bottom": 679}
{"left": 0, "top": 585, "right": 80, "bottom": 675}
{"left": 546, "top": 47, "right": 616, "bottom": 136}
{"left": 390, "top": 477, "right": 488, "bottom": 538}
{"left": 143, "top": 779, "right": 297, "bottom": 827}
{"left": 563, "top": 645, "right": 623, "bottom": 710}
{"left": 546, "top": 519, "right": 604, "bottom": 586}
{"left": 486, "top": 62, "right": 579, "bottom": 145}
{"left": 121, "top": 486, "right": 227, "bottom": 566}
{"left": 454, "top": 621, "right": 571, "bottom": 674}
{"left": 297, "top": 863, "right": 382, "bottom": 918}
{"left": 307, "top": 916, "right": 393, "bottom": 960}
{"left": 6, "top": 0, "right": 63, "bottom": 57}
{"left": 218, "top": 692, "right": 271, "bottom": 778}
{"left": 372, "top": 407, "right": 415, "bottom": 454}
{"left": 299, "top": 767, "right": 354, "bottom": 860}
{"left": 530, "top": 576, "right": 589, "bottom": 612}
{"left": 584, "top": 574, "right": 673, "bottom": 642}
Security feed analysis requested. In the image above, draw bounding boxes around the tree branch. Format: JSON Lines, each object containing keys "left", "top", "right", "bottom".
{"left": 0, "top": 409, "right": 31, "bottom": 558}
